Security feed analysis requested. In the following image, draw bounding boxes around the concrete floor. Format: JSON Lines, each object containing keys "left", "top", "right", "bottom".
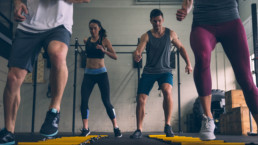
{"left": 15, "top": 132, "right": 258, "bottom": 145}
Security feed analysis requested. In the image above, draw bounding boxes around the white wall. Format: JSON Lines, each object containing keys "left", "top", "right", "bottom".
{"left": 0, "top": 0, "right": 244, "bottom": 133}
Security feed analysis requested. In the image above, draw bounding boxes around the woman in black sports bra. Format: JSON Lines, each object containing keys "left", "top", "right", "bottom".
{"left": 80, "top": 19, "right": 122, "bottom": 138}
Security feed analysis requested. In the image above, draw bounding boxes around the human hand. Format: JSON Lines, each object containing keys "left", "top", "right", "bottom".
{"left": 133, "top": 51, "right": 142, "bottom": 62}
{"left": 176, "top": 8, "right": 187, "bottom": 21}
{"left": 185, "top": 64, "right": 193, "bottom": 74}
{"left": 96, "top": 44, "right": 106, "bottom": 53}
{"left": 14, "top": 1, "right": 28, "bottom": 22}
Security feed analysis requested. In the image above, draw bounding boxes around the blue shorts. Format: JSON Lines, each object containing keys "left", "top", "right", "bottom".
{"left": 8, "top": 25, "right": 71, "bottom": 72}
{"left": 137, "top": 72, "right": 173, "bottom": 96}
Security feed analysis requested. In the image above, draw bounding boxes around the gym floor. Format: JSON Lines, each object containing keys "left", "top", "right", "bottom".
{"left": 15, "top": 132, "right": 258, "bottom": 145}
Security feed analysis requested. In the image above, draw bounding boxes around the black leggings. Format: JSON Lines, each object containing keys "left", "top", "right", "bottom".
{"left": 81, "top": 72, "right": 116, "bottom": 119}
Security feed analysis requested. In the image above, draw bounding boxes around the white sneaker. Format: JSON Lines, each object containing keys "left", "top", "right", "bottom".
{"left": 199, "top": 114, "right": 216, "bottom": 141}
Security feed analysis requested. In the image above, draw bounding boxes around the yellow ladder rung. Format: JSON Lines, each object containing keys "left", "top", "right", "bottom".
{"left": 170, "top": 140, "right": 225, "bottom": 143}
{"left": 181, "top": 142, "right": 245, "bottom": 145}
{"left": 165, "top": 138, "right": 224, "bottom": 141}
{"left": 151, "top": 135, "right": 200, "bottom": 140}
{"left": 19, "top": 142, "right": 83, "bottom": 145}
{"left": 18, "top": 135, "right": 108, "bottom": 145}
{"left": 164, "top": 139, "right": 201, "bottom": 142}
{"left": 42, "top": 139, "right": 88, "bottom": 142}
{"left": 148, "top": 135, "right": 166, "bottom": 138}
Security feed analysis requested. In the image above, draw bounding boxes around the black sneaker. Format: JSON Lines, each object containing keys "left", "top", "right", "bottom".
{"left": 0, "top": 128, "right": 15, "bottom": 145}
{"left": 40, "top": 110, "right": 60, "bottom": 137}
{"left": 164, "top": 124, "right": 174, "bottom": 137}
{"left": 114, "top": 128, "right": 122, "bottom": 138}
{"left": 80, "top": 128, "right": 90, "bottom": 136}
{"left": 130, "top": 129, "right": 142, "bottom": 139}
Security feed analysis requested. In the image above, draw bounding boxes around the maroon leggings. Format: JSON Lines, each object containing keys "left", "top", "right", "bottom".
{"left": 190, "top": 18, "right": 258, "bottom": 114}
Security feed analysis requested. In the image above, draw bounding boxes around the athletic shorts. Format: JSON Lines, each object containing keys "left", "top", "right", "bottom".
{"left": 137, "top": 72, "right": 173, "bottom": 96}
{"left": 8, "top": 25, "right": 71, "bottom": 72}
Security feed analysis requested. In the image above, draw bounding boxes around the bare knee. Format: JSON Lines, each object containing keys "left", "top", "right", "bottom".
{"left": 161, "top": 85, "right": 172, "bottom": 101}
{"left": 6, "top": 68, "right": 27, "bottom": 88}
{"left": 137, "top": 94, "right": 147, "bottom": 106}
{"left": 48, "top": 41, "right": 68, "bottom": 69}
{"left": 49, "top": 53, "right": 67, "bottom": 69}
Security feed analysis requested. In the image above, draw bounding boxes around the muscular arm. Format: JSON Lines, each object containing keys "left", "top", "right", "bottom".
{"left": 170, "top": 31, "right": 192, "bottom": 74}
{"left": 100, "top": 38, "right": 117, "bottom": 60}
{"left": 65, "top": 0, "right": 91, "bottom": 3}
{"left": 14, "top": 0, "right": 28, "bottom": 22}
{"left": 133, "top": 33, "right": 148, "bottom": 62}
{"left": 176, "top": 0, "right": 193, "bottom": 21}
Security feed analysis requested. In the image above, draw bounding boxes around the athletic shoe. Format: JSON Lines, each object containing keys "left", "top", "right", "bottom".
{"left": 199, "top": 114, "right": 216, "bottom": 141}
{"left": 80, "top": 128, "right": 90, "bottom": 137}
{"left": 130, "top": 129, "right": 142, "bottom": 139}
{"left": 114, "top": 128, "right": 122, "bottom": 138}
{"left": 164, "top": 124, "right": 174, "bottom": 137}
{"left": 40, "top": 110, "right": 60, "bottom": 137}
{"left": 0, "top": 128, "right": 15, "bottom": 145}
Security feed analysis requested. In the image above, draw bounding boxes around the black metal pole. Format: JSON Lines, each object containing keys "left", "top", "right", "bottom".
{"left": 72, "top": 38, "right": 79, "bottom": 135}
{"left": 31, "top": 59, "right": 38, "bottom": 133}
{"left": 252, "top": 3, "right": 258, "bottom": 86}
{"left": 249, "top": 3, "right": 258, "bottom": 136}
{"left": 177, "top": 50, "right": 182, "bottom": 133}
{"left": 137, "top": 38, "right": 141, "bottom": 84}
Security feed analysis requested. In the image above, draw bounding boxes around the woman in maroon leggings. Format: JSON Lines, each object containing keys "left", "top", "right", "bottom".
{"left": 177, "top": 0, "right": 258, "bottom": 140}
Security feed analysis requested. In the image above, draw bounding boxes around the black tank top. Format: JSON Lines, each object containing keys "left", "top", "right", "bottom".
{"left": 193, "top": 0, "right": 239, "bottom": 25}
{"left": 143, "top": 28, "right": 172, "bottom": 74}
{"left": 85, "top": 37, "right": 105, "bottom": 59}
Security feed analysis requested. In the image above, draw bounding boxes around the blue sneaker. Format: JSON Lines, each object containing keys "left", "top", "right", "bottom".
{"left": 80, "top": 128, "right": 90, "bottom": 137}
{"left": 40, "top": 110, "right": 60, "bottom": 137}
{"left": 164, "top": 124, "right": 174, "bottom": 137}
{"left": 114, "top": 128, "right": 122, "bottom": 138}
{"left": 130, "top": 130, "right": 142, "bottom": 139}
{"left": 0, "top": 128, "right": 15, "bottom": 145}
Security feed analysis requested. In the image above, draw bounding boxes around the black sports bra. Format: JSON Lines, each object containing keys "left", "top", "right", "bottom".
{"left": 85, "top": 37, "right": 105, "bottom": 59}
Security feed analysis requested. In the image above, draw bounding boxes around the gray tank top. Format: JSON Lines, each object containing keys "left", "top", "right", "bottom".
{"left": 143, "top": 28, "right": 172, "bottom": 74}
{"left": 193, "top": 0, "right": 240, "bottom": 25}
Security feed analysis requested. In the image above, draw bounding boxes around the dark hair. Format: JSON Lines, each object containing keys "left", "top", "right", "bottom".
{"left": 150, "top": 9, "right": 163, "bottom": 19}
{"left": 89, "top": 19, "right": 107, "bottom": 38}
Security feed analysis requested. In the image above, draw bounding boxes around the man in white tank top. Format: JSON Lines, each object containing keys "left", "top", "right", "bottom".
{"left": 0, "top": 0, "right": 90, "bottom": 144}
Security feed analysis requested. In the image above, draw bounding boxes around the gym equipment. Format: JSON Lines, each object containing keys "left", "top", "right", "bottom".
{"left": 72, "top": 38, "right": 79, "bottom": 135}
{"left": 148, "top": 135, "right": 246, "bottom": 145}
{"left": 176, "top": 48, "right": 182, "bottom": 133}
{"left": 18, "top": 135, "right": 108, "bottom": 145}
{"left": 0, "top": 11, "right": 12, "bottom": 59}
{"left": 31, "top": 59, "right": 38, "bottom": 133}
{"left": 249, "top": 3, "right": 258, "bottom": 136}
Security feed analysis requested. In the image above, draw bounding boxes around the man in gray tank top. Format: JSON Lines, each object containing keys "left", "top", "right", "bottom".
{"left": 130, "top": 9, "right": 192, "bottom": 139}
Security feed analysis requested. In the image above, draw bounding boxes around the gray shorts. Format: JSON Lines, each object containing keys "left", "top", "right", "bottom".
{"left": 8, "top": 25, "right": 71, "bottom": 72}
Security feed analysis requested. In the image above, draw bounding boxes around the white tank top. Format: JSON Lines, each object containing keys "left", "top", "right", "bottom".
{"left": 17, "top": 0, "right": 73, "bottom": 34}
